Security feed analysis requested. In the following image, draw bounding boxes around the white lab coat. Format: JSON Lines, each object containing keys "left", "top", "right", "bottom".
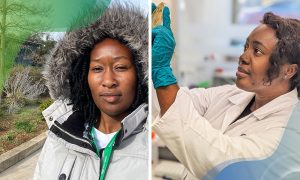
{"left": 152, "top": 85, "right": 298, "bottom": 179}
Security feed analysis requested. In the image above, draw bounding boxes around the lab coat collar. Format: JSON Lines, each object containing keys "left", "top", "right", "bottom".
{"left": 252, "top": 89, "right": 298, "bottom": 120}
{"left": 228, "top": 88, "right": 254, "bottom": 112}
{"left": 228, "top": 88, "right": 298, "bottom": 120}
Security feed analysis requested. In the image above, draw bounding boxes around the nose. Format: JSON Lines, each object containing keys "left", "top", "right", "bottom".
{"left": 239, "top": 52, "right": 250, "bottom": 65}
{"left": 102, "top": 69, "right": 117, "bottom": 88}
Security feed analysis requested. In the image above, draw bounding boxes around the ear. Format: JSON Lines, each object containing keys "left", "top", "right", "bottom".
{"left": 284, "top": 64, "right": 298, "bottom": 79}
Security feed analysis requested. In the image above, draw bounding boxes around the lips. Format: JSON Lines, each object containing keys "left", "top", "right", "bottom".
{"left": 236, "top": 67, "right": 250, "bottom": 78}
{"left": 100, "top": 92, "right": 121, "bottom": 103}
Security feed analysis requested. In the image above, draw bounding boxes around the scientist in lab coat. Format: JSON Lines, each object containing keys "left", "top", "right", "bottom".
{"left": 151, "top": 4, "right": 300, "bottom": 179}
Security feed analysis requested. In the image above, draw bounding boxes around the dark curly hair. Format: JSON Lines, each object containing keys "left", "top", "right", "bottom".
{"left": 43, "top": 3, "right": 148, "bottom": 136}
{"left": 68, "top": 37, "right": 147, "bottom": 135}
{"left": 261, "top": 12, "right": 300, "bottom": 95}
{"left": 59, "top": 3, "right": 149, "bottom": 135}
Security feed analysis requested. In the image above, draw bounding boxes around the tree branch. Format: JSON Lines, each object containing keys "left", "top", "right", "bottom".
{"left": 6, "top": 2, "right": 47, "bottom": 16}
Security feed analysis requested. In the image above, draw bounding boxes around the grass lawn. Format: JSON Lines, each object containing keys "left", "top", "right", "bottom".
{"left": 0, "top": 99, "right": 50, "bottom": 155}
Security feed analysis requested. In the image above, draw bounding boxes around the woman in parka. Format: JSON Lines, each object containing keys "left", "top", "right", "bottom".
{"left": 33, "top": 3, "right": 148, "bottom": 180}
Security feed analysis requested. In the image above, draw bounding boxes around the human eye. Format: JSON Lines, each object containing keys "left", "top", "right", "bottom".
{"left": 243, "top": 43, "right": 249, "bottom": 52}
{"left": 91, "top": 66, "right": 103, "bottom": 73}
{"left": 254, "top": 47, "right": 263, "bottom": 56}
{"left": 114, "top": 64, "right": 129, "bottom": 72}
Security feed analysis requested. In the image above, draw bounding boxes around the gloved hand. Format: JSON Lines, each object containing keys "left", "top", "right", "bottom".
{"left": 152, "top": 3, "right": 177, "bottom": 89}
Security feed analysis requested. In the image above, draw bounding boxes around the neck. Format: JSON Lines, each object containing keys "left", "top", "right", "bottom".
{"left": 252, "top": 84, "right": 290, "bottom": 111}
{"left": 96, "top": 113, "right": 127, "bottom": 134}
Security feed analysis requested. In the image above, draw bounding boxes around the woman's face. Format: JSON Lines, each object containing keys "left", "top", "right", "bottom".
{"left": 88, "top": 38, "right": 137, "bottom": 119}
{"left": 236, "top": 24, "right": 282, "bottom": 93}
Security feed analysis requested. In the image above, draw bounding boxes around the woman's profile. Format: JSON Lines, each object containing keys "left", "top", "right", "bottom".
{"left": 152, "top": 4, "right": 300, "bottom": 179}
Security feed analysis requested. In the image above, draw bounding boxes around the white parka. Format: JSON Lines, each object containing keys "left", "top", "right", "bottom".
{"left": 33, "top": 2, "right": 149, "bottom": 180}
{"left": 34, "top": 101, "right": 148, "bottom": 180}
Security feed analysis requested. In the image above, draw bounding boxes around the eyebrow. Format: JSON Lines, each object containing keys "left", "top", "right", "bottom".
{"left": 253, "top": 41, "right": 269, "bottom": 50}
{"left": 90, "top": 56, "right": 130, "bottom": 62}
{"left": 246, "top": 38, "right": 270, "bottom": 51}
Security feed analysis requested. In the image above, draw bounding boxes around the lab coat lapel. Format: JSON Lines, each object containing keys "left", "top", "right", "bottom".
{"left": 221, "top": 91, "right": 255, "bottom": 133}
{"left": 221, "top": 105, "right": 242, "bottom": 133}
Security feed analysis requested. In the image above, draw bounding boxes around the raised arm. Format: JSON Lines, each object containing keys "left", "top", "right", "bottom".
{"left": 152, "top": 3, "right": 179, "bottom": 116}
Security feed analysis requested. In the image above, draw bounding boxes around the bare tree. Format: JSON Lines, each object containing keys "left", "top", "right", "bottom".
{"left": 3, "top": 67, "right": 46, "bottom": 113}
{"left": 0, "top": 0, "right": 49, "bottom": 87}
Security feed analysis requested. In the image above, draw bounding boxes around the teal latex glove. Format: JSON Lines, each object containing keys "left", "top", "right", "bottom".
{"left": 152, "top": 3, "right": 177, "bottom": 89}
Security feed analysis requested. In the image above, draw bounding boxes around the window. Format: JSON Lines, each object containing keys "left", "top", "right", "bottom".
{"left": 233, "top": 0, "right": 300, "bottom": 24}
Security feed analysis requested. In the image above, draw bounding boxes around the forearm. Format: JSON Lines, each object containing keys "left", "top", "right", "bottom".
{"left": 153, "top": 88, "right": 280, "bottom": 178}
{"left": 156, "top": 84, "right": 179, "bottom": 116}
{"left": 152, "top": 3, "right": 178, "bottom": 116}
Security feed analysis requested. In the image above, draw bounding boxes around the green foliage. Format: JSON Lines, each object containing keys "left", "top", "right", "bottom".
{"left": 0, "top": 98, "right": 48, "bottom": 154}
{"left": 7, "top": 133, "right": 16, "bottom": 141}
{"left": 14, "top": 120, "right": 36, "bottom": 133}
{"left": 17, "top": 107, "right": 38, "bottom": 117}
{"left": 39, "top": 98, "right": 53, "bottom": 120}
{"left": 39, "top": 98, "right": 53, "bottom": 112}
{"left": 3, "top": 130, "right": 17, "bottom": 141}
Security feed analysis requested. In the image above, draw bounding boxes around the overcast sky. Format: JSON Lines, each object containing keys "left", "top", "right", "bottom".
{"left": 110, "top": 0, "right": 149, "bottom": 14}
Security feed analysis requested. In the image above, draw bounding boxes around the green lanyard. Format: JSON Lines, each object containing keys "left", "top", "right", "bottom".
{"left": 91, "top": 128, "right": 120, "bottom": 180}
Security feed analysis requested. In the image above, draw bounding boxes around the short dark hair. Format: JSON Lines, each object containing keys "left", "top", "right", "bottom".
{"left": 261, "top": 12, "right": 300, "bottom": 94}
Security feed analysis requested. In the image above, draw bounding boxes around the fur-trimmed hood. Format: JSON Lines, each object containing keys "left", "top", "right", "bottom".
{"left": 44, "top": 3, "right": 148, "bottom": 100}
